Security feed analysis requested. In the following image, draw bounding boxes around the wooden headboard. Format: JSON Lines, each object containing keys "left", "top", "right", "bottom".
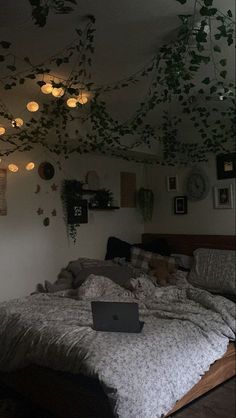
{"left": 142, "top": 234, "right": 236, "bottom": 255}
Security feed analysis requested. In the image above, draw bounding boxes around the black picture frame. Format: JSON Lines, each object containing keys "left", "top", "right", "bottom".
{"left": 216, "top": 153, "right": 236, "bottom": 180}
{"left": 174, "top": 196, "right": 188, "bottom": 215}
{"left": 67, "top": 199, "right": 88, "bottom": 224}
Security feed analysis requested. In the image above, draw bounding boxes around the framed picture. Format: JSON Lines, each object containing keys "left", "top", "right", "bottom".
{"left": 67, "top": 199, "right": 88, "bottom": 224}
{"left": 216, "top": 153, "right": 236, "bottom": 180}
{"left": 167, "top": 175, "right": 178, "bottom": 192}
{"left": 213, "top": 184, "right": 233, "bottom": 209}
{"left": 174, "top": 196, "right": 188, "bottom": 214}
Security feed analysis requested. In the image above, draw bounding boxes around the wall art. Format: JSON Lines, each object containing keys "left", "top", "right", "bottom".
{"left": 213, "top": 184, "right": 233, "bottom": 209}
{"left": 167, "top": 175, "right": 178, "bottom": 192}
{"left": 174, "top": 196, "right": 188, "bottom": 215}
{"left": 216, "top": 153, "right": 236, "bottom": 180}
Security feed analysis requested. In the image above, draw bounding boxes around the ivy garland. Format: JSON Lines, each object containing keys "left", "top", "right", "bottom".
{"left": 0, "top": 0, "right": 235, "bottom": 165}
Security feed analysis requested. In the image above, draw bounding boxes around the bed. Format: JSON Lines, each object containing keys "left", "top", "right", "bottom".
{"left": 0, "top": 233, "right": 235, "bottom": 418}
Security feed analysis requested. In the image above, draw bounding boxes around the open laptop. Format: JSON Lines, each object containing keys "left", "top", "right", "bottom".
{"left": 91, "top": 301, "right": 144, "bottom": 333}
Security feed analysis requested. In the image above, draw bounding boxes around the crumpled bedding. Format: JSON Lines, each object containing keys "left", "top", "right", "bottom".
{"left": 0, "top": 272, "right": 235, "bottom": 418}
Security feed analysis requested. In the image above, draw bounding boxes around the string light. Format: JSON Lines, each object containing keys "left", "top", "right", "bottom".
{"left": 12, "top": 118, "right": 24, "bottom": 128}
{"left": 25, "top": 162, "right": 35, "bottom": 171}
{"left": 8, "top": 164, "right": 19, "bottom": 173}
{"left": 27, "top": 101, "right": 39, "bottom": 112}
{"left": 77, "top": 93, "right": 88, "bottom": 105}
{"left": 52, "top": 87, "right": 65, "bottom": 97}
{"left": 66, "top": 98, "right": 77, "bottom": 108}
{"left": 41, "top": 83, "right": 53, "bottom": 94}
{"left": 0, "top": 126, "right": 6, "bottom": 135}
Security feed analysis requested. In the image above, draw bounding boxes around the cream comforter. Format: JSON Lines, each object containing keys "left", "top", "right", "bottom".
{"left": 0, "top": 274, "right": 235, "bottom": 418}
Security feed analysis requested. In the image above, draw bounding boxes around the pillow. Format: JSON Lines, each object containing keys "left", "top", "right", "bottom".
{"left": 188, "top": 248, "right": 236, "bottom": 295}
{"left": 105, "top": 237, "right": 132, "bottom": 261}
{"left": 68, "top": 258, "right": 114, "bottom": 276}
{"left": 171, "top": 253, "right": 194, "bottom": 271}
{"left": 134, "top": 239, "right": 170, "bottom": 256}
{"left": 73, "top": 265, "right": 134, "bottom": 289}
{"left": 130, "top": 247, "right": 175, "bottom": 272}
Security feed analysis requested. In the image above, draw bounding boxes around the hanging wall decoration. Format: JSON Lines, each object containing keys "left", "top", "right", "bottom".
{"left": 61, "top": 179, "right": 88, "bottom": 242}
{"left": 0, "top": 2, "right": 235, "bottom": 165}
{"left": 0, "top": 168, "right": 7, "bottom": 216}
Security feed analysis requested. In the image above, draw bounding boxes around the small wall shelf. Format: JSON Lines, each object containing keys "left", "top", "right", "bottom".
{"left": 88, "top": 205, "right": 120, "bottom": 211}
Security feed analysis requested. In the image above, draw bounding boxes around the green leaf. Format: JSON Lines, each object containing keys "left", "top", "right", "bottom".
{"left": 227, "top": 9, "right": 233, "bottom": 18}
{"left": 200, "top": 7, "right": 217, "bottom": 16}
{"left": 220, "top": 71, "right": 227, "bottom": 79}
{"left": 204, "top": 0, "right": 213, "bottom": 5}
{"left": 0, "top": 41, "right": 11, "bottom": 49}
{"left": 7, "top": 65, "right": 16, "bottom": 71}
{"left": 219, "top": 59, "right": 227, "bottom": 67}
{"left": 202, "top": 77, "right": 210, "bottom": 85}
{"left": 176, "top": 0, "right": 187, "bottom": 3}
{"left": 213, "top": 45, "right": 221, "bottom": 53}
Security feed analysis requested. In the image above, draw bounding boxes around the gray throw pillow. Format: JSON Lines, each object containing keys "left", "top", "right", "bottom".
{"left": 73, "top": 266, "right": 134, "bottom": 290}
{"left": 188, "top": 248, "right": 236, "bottom": 295}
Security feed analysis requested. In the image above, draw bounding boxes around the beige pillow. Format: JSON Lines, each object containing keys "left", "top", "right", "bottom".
{"left": 188, "top": 248, "right": 236, "bottom": 295}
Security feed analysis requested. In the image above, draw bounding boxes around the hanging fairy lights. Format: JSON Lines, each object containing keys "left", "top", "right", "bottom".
{"left": 11, "top": 118, "right": 24, "bottom": 128}
{"left": 0, "top": 126, "right": 5, "bottom": 135}
{"left": 41, "top": 83, "right": 53, "bottom": 94}
{"left": 26, "top": 101, "right": 39, "bottom": 112}
{"left": 8, "top": 163, "right": 19, "bottom": 173}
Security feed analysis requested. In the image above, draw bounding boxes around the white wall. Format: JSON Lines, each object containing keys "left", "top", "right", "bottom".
{"left": 0, "top": 153, "right": 144, "bottom": 301}
{"left": 145, "top": 157, "right": 236, "bottom": 235}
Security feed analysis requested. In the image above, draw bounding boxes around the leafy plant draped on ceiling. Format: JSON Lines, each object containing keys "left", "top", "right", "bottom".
{"left": 0, "top": 0, "right": 235, "bottom": 165}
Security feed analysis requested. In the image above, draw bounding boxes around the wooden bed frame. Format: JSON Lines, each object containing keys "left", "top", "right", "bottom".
{"left": 0, "top": 234, "right": 235, "bottom": 418}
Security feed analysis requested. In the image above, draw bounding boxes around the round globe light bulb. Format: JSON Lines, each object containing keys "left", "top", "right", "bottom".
{"left": 67, "top": 98, "right": 77, "bottom": 108}
{"left": 8, "top": 164, "right": 19, "bottom": 173}
{"left": 0, "top": 126, "right": 6, "bottom": 135}
{"left": 41, "top": 83, "right": 53, "bottom": 94}
{"left": 25, "top": 162, "right": 35, "bottom": 171}
{"left": 27, "top": 101, "right": 39, "bottom": 112}
{"left": 12, "top": 118, "right": 24, "bottom": 128}
{"left": 52, "top": 87, "right": 65, "bottom": 98}
{"left": 77, "top": 93, "right": 88, "bottom": 105}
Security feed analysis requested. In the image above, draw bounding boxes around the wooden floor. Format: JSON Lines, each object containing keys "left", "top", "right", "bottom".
{"left": 172, "top": 377, "right": 236, "bottom": 418}
{"left": 0, "top": 377, "right": 235, "bottom": 418}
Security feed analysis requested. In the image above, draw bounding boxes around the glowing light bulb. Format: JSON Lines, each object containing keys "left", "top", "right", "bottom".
{"left": 52, "top": 87, "right": 65, "bottom": 97}
{"left": 77, "top": 93, "right": 88, "bottom": 105}
{"left": 8, "top": 164, "right": 19, "bottom": 173}
{"left": 219, "top": 95, "right": 224, "bottom": 101}
{"left": 0, "top": 126, "right": 6, "bottom": 135}
{"left": 25, "top": 162, "right": 35, "bottom": 171}
{"left": 12, "top": 118, "right": 24, "bottom": 128}
{"left": 41, "top": 83, "right": 53, "bottom": 94}
{"left": 27, "top": 101, "right": 39, "bottom": 112}
{"left": 66, "top": 98, "right": 77, "bottom": 108}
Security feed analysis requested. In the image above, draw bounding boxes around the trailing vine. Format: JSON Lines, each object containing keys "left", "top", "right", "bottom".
{"left": 0, "top": 0, "right": 235, "bottom": 165}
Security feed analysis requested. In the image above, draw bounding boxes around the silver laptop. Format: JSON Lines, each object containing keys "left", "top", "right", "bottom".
{"left": 91, "top": 301, "right": 144, "bottom": 333}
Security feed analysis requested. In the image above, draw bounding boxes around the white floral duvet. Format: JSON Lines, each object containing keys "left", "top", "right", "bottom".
{"left": 0, "top": 273, "right": 235, "bottom": 418}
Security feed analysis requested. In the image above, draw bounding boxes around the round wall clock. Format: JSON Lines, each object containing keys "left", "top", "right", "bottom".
{"left": 185, "top": 169, "right": 210, "bottom": 201}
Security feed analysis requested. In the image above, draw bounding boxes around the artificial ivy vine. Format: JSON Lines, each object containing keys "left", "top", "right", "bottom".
{"left": 0, "top": 0, "right": 235, "bottom": 165}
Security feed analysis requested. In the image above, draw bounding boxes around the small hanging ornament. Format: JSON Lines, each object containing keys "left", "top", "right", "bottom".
{"left": 52, "top": 209, "right": 57, "bottom": 216}
{"left": 43, "top": 217, "right": 50, "bottom": 226}
{"left": 37, "top": 208, "right": 44, "bottom": 215}
{"left": 35, "top": 184, "right": 41, "bottom": 194}
{"left": 51, "top": 183, "right": 58, "bottom": 191}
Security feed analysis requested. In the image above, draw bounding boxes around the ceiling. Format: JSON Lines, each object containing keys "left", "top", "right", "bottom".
{"left": 1, "top": 0, "right": 234, "bottom": 83}
{"left": 0, "top": 0, "right": 235, "bottom": 158}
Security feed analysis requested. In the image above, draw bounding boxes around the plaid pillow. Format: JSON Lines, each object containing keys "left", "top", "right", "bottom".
{"left": 131, "top": 247, "right": 176, "bottom": 272}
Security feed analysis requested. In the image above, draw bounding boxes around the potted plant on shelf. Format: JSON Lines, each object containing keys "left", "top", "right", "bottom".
{"left": 90, "top": 188, "right": 114, "bottom": 209}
